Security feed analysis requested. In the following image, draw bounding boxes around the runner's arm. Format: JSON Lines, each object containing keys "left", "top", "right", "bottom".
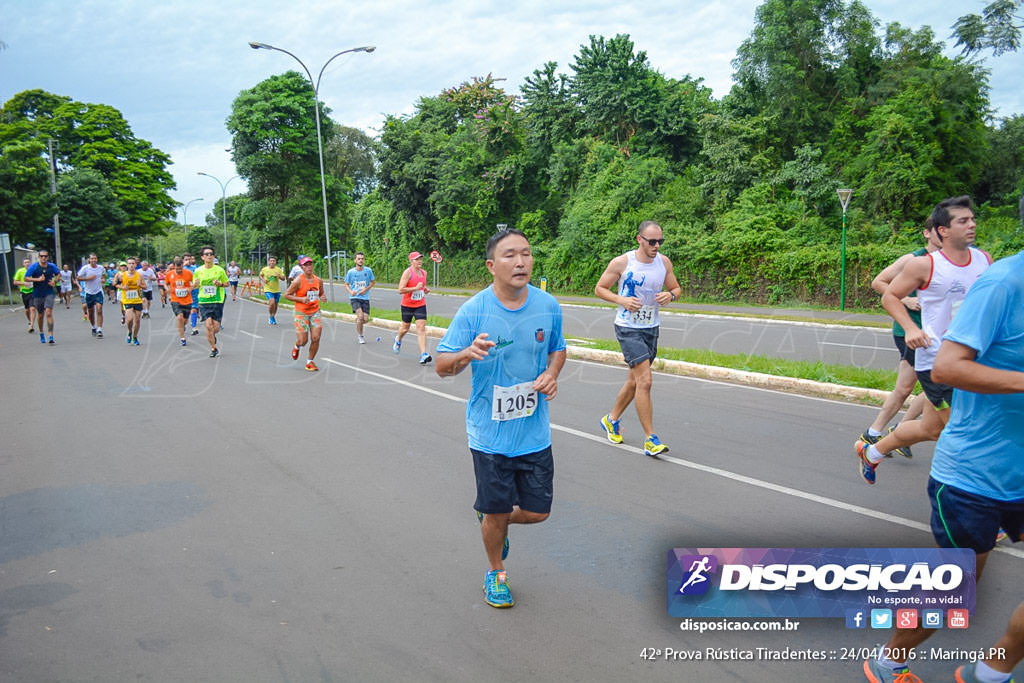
{"left": 872, "top": 253, "right": 920, "bottom": 310}
{"left": 933, "top": 340, "right": 1024, "bottom": 394}
{"left": 533, "top": 349, "right": 567, "bottom": 400}
{"left": 282, "top": 278, "right": 303, "bottom": 304}
{"left": 882, "top": 257, "right": 930, "bottom": 348}
{"left": 594, "top": 255, "right": 633, "bottom": 308}
{"left": 435, "top": 333, "right": 496, "bottom": 377}
{"left": 654, "top": 255, "right": 682, "bottom": 306}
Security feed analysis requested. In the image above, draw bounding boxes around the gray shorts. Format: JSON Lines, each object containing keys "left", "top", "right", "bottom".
{"left": 614, "top": 325, "right": 659, "bottom": 367}
{"left": 32, "top": 294, "right": 55, "bottom": 313}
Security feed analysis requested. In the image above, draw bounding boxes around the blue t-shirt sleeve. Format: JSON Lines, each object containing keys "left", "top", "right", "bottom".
{"left": 25, "top": 264, "right": 40, "bottom": 278}
{"left": 943, "top": 277, "right": 1009, "bottom": 357}
{"left": 437, "top": 302, "right": 477, "bottom": 353}
{"left": 365, "top": 267, "right": 375, "bottom": 282}
{"left": 547, "top": 297, "right": 566, "bottom": 353}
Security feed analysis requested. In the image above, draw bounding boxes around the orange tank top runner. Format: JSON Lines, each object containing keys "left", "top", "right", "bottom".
{"left": 401, "top": 267, "right": 427, "bottom": 308}
{"left": 293, "top": 273, "right": 323, "bottom": 315}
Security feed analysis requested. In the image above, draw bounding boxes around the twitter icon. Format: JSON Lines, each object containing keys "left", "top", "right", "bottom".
{"left": 871, "top": 609, "right": 893, "bottom": 629}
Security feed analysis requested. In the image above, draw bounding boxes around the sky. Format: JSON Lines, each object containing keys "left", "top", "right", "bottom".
{"left": 2, "top": 0, "right": 1022, "bottom": 227}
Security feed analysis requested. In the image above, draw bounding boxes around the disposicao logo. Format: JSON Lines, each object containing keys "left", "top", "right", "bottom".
{"left": 676, "top": 555, "right": 718, "bottom": 596}
{"left": 666, "top": 548, "right": 976, "bottom": 619}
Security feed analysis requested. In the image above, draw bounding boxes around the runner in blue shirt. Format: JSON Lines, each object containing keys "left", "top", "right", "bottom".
{"left": 863, "top": 248, "right": 1024, "bottom": 682}
{"left": 436, "top": 227, "right": 566, "bottom": 609}
{"left": 24, "top": 250, "right": 61, "bottom": 344}
{"left": 344, "top": 252, "right": 375, "bottom": 344}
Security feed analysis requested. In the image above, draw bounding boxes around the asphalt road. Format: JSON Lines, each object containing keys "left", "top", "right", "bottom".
{"left": 332, "top": 285, "right": 900, "bottom": 371}
{"left": 1, "top": 297, "right": 1019, "bottom": 682}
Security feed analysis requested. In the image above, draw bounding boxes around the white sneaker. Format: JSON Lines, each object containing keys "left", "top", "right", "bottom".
{"left": 358, "top": 335, "right": 366, "bottom": 344}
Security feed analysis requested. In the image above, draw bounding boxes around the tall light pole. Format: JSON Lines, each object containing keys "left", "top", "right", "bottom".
{"left": 197, "top": 173, "right": 238, "bottom": 260}
{"left": 249, "top": 40, "right": 375, "bottom": 298}
{"left": 181, "top": 197, "right": 204, "bottom": 241}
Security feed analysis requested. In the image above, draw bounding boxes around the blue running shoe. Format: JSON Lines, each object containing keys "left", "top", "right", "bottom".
{"left": 863, "top": 658, "right": 922, "bottom": 682}
{"left": 126, "top": 333, "right": 132, "bottom": 344}
{"left": 132, "top": 337, "right": 140, "bottom": 346}
{"left": 180, "top": 338, "right": 187, "bottom": 346}
{"left": 39, "top": 333, "right": 46, "bottom": 344}
{"left": 392, "top": 336, "right": 401, "bottom": 354}
{"left": 476, "top": 511, "right": 509, "bottom": 560}
{"left": 48, "top": 336, "right": 55, "bottom": 344}
{"left": 483, "top": 570, "right": 514, "bottom": 608}
{"left": 644, "top": 434, "right": 668, "bottom": 457}
{"left": 600, "top": 414, "right": 623, "bottom": 443}
{"left": 855, "top": 439, "right": 878, "bottom": 485}
{"left": 419, "top": 352, "right": 432, "bottom": 365}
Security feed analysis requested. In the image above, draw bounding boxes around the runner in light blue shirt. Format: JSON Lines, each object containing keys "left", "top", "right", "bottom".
{"left": 344, "top": 252, "right": 376, "bottom": 344}
{"left": 435, "top": 227, "right": 566, "bottom": 610}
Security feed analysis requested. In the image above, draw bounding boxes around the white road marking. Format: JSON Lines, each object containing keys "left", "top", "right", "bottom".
{"left": 322, "top": 357, "right": 1024, "bottom": 560}
{"left": 820, "top": 341, "right": 891, "bottom": 350}
{"left": 238, "top": 330, "right": 263, "bottom": 339}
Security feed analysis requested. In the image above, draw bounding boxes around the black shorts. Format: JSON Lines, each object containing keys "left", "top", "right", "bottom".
{"left": 143, "top": 290, "right": 153, "bottom": 301}
{"left": 614, "top": 324, "right": 659, "bottom": 367}
{"left": 171, "top": 302, "right": 192, "bottom": 317}
{"left": 929, "top": 477, "right": 1024, "bottom": 554}
{"left": 401, "top": 304, "right": 426, "bottom": 323}
{"left": 85, "top": 292, "right": 104, "bottom": 307}
{"left": 893, "top": 334, "right": 915, "bottom": 366}
{"left": 21, "top": 292, "right": 32, "bottom": 309}
{"left": 916, "top": 369, "right": 953, "bottom": 409}
{"left": 123, "top": 303, "right": 143, "bottom": 311}
{"left": 199, "top": 303, "right": 224, "bottom": 322}
{"left": 472, "top": 446, "right": 553, "bottom": 515}
{"left": 351, "top": 299, "right": 370, "bottom": 314}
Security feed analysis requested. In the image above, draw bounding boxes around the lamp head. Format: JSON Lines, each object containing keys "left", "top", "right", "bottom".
{"left": 249, "top": 42, "right": 272, "bottom": 50}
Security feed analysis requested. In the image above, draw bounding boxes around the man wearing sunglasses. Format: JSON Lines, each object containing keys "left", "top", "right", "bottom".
{"left": 595, "top": 221, "right": 681, "bottom": 457}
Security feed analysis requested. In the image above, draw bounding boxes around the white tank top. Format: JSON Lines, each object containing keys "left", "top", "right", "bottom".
{"left": 915, "top": 246, "right": 990, "bottom": 371}
{"left": 614, "top": 250, "right": 667, "bottom": 329}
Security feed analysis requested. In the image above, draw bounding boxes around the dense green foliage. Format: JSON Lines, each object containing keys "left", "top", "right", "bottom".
{"left": 342, "top": 5, "right": 1022, "bottom": 308}
{"left": 0, "top": 89, "right": 176, "bottom": 260}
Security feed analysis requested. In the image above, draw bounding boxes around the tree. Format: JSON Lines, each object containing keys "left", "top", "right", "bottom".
{"left": 954, "top": 0, "right": 1023, "bottom": 55}
{"left": 0, "top": 89, "right": 177, "bottom": 249}
{"left": 227, "top": 71, "right": 341, "bottom": 260}
{"left": 324, "top": 124, "right": 378, "bottom": 199}
{"left": 730, "top": 0, "right": 881, "bottom": 156}
{"left": 0, "top": 139, "right": 52, "bottom": 239}
{"left": 55, "top": 168, "right": 128, "bottom": 260}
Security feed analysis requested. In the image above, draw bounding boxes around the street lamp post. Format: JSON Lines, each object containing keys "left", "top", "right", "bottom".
{"left": 837, "top": 189, "right": 853, "bottom": 311}
{"left": 181, "top": 197, "right": 204, "bottom": 241}
{"left": 197, "top": 173, "right": 238, "bottom": 260}
{"left": 249, "top": 40, "right": 375, "bottom": 299}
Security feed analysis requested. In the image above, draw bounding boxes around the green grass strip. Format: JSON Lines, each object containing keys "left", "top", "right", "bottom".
{"left": 578, "top": 338, "right": 897, "bottom": 392}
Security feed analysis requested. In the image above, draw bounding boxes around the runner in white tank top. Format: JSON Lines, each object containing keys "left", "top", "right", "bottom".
{"left": 915, "top": 246, "right": 991, "bottom": 372}
{"left": 595, "top": 221, "right": 682, "bottom": 457}
{"left": 856, "top": 196, "right": 991, "bottom": 488}
{"left": 614, "top": 249, "right": 667, "bottom": 329}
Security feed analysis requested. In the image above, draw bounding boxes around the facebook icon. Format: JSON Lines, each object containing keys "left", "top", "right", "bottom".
{"left": 846, "top": 609, "right": 866, "bottom": 629}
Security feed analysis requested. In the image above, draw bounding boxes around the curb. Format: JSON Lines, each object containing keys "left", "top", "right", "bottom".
{"left": 247, "top": 296, "right": 891, "bottom": 405}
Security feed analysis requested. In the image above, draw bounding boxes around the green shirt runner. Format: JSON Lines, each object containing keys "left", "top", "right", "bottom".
{"left": 195, "top": 265, "right": 228, "bottom": 304}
